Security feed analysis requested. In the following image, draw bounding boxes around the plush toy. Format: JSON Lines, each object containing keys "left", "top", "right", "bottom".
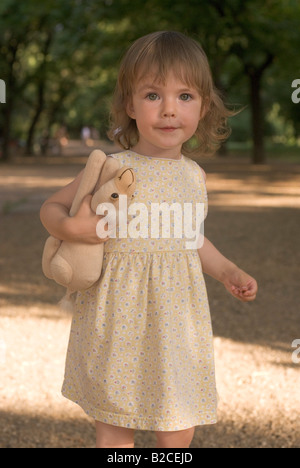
{"left": 42, "top": 149, "right": 136, "bottom": 309}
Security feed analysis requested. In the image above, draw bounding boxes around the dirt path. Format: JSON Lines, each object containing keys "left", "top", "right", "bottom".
{"left": 0, "top": 154, "right": 299, "bottom": 448}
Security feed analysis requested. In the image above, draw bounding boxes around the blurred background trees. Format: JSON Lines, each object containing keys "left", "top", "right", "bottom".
{"left": 0, "top": 0, "right": 300, "bottom": 163}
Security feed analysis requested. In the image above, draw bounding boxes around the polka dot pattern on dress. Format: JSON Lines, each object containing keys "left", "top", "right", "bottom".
{"left": 62, "top": 151, "right": 217, "bottom": 431}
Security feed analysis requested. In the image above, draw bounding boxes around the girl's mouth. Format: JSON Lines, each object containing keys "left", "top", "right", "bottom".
{"left": 158, "top": 127, "right": 178, "bottom": 132}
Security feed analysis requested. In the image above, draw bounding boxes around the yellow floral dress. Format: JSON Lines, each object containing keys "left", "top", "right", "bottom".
{"left": 62, "top": 150, "right": 217, "bottom": 431}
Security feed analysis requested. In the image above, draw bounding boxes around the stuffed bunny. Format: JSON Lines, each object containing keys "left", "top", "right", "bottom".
{"left": 42, "top": 149, "right": 136, "bottom": 309}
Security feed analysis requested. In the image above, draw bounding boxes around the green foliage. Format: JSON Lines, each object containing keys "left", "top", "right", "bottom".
{"left": 0, "top": 0, "right": 299, "bottom": 161}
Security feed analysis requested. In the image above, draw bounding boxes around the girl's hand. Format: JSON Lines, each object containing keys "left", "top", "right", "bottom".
{"left": 65, "top": 194, "right": 111, "bottom": 244}
{"left": 223, "top": 266, "right": 258, "bottom": 302}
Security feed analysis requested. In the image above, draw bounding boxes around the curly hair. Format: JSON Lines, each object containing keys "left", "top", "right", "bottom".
{"left": 108, "top": 31, "right": 234, "bottom": 156}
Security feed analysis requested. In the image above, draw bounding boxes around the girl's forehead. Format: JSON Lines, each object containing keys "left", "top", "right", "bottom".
{"left": 133, "top": 69, "right": 198, "bottom": 92}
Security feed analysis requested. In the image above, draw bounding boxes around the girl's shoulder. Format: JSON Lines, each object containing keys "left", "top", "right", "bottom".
{"left": 182, "top": 155, "right": 206, "bottom": 184}
{"left": 107, "top": 151, "right": 206, "bottom": 184}
{"left": 107, "top": 150, "right": 128, "bottom": 158}
{"left": 107, "top": 150, "right": 133, "bottom": 166}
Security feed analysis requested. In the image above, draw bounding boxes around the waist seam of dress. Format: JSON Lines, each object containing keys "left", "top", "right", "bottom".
{"left": 104, "top": 249, "right": 199, "bottom": 254}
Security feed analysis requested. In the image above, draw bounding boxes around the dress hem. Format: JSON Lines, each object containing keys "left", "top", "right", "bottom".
{"left": 61, "top": 390, "right": 218, "bottom": 431}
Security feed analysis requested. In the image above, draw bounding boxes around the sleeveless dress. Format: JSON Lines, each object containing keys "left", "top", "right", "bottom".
{"left": 62, "top": 150, "right": 217, "bottom": 431}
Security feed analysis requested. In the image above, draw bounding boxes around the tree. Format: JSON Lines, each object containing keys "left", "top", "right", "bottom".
{"left": 0, "top": 0, "right": 115, "bottom": 159}
{"left": 201, "top": 0, "right": 300, "bottom": 163}
{"left": 0, "top": 0, "right": 65, "bottom": 160}
{"left": 1, "top": 0, "right": 299, "bottom": 162}
{"left": 106, "top": 0, "right": 300, "bottom": 163}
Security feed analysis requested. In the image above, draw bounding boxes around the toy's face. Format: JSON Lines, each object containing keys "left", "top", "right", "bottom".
{"left": 114, "top": 167, "right": 135, "bottom": 199}
{"left": 91, "top": 166, "right": 136, "bottom": 212}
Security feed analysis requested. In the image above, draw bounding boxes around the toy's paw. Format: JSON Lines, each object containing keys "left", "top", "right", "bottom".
{"left": 42, "top": 237, "right": 62, "bottom": 279}
{"left": 51, "top": 255, "right": 73, "bottom": 287}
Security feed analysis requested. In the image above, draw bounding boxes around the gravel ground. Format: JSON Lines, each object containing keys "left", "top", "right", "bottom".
{"left": 0, "top": 152, "right": 299, "bottom": 448}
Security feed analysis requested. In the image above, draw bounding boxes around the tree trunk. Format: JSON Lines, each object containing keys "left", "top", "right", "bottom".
{"left": 25, "top": 82, "right": 45, "bottom": 155}
{"left": 1, "top": 105, "right": 13, "bottom": 162}
{"left": 24, "top": 32, "right": 52, "bottom": 156}
{"left": 0, "top": 42, "right": 18, "bottom": 162}
{"left": 246, "top": 54, "right": 274, "bottom": 165}
{"left": 249, "top": 71, "right": 265, "bottom": 164}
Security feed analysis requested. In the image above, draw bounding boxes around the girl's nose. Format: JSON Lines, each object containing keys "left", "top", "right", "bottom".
{"left": 161, "top": 99, "right": 176, "bottom": 118}
{"left": 163, "top": 110, "right": 176, "bottom": 118}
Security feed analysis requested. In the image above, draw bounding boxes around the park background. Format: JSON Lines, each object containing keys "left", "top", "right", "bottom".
{"left": 0, "top": 0, "right": 299, "bottom": 448}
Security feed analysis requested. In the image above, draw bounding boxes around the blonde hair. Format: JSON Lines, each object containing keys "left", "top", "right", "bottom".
{"left": 108, "top": 31, "right": 233, "bottom": 156}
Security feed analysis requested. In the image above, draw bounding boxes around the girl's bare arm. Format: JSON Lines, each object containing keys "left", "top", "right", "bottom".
{"left": 198, "top": 236, "right": 257, "bottom": 302}
{"left": 40, "top": 170, "right": 109, "bottom": 244}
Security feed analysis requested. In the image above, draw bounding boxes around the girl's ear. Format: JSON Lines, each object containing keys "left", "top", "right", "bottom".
{"left": 126, "top": 99, "right": 136, "bottom": 119}
{"left": 199, "top": 97, "right": 210, "bottom": 121}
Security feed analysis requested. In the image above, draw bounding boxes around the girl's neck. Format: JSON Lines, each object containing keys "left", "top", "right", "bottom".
{"left": 130, "top": 142, "right": 182, "bottom": 161}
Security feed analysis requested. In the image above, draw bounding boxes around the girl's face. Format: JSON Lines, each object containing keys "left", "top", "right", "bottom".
{"left": 126, "top": 72, "right": 204, "bottom": 159}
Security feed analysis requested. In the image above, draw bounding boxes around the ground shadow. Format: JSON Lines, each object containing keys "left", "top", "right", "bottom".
{"left": 204, "top": 205, "right": 299, "bottom": 350}
{"left": 1, "top": 203, "right": 298, "bottom": 354}
{"left": 0, "top": 409, "right": 298, "bottom": 448}
{"left": 1, "top": 158, "right": 299, "bottom": 449}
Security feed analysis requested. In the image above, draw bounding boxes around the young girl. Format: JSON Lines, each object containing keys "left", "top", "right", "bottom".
{"left": 40, "top": 31, "right": 257, "bottom": 449}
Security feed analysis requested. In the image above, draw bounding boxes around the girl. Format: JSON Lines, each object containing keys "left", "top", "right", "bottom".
{"left": 40, "top": 31, "right": 257, "bottom": 448}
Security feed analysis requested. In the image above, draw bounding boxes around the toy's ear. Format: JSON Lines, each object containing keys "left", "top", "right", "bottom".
{"left": 69, "top": 149, "right": 107, "bottom": 217}
{"left": 94, "top": 156, "right": 121, "bottom": 190}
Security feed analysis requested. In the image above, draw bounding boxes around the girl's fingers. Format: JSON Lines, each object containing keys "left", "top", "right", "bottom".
{"left": 231, "top": 280, "right": 257, "bottom": 302}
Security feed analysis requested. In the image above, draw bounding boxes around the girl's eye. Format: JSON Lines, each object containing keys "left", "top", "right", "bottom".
{"left": 180, "top": 93, "right": 192, "bottom": 101}
{"left": 147, "top": 93, "right": 159, "bottom": 101}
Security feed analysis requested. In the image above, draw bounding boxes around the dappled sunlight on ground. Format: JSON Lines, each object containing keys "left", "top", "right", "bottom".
{"left": 207, "top": 173, "right": 300, "bottom": 208}
{"left": 0, "top": 313, "right": 298, "bottom": 447}
{"left": 0, "top": 156, "right": 299, "bottom": 447}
